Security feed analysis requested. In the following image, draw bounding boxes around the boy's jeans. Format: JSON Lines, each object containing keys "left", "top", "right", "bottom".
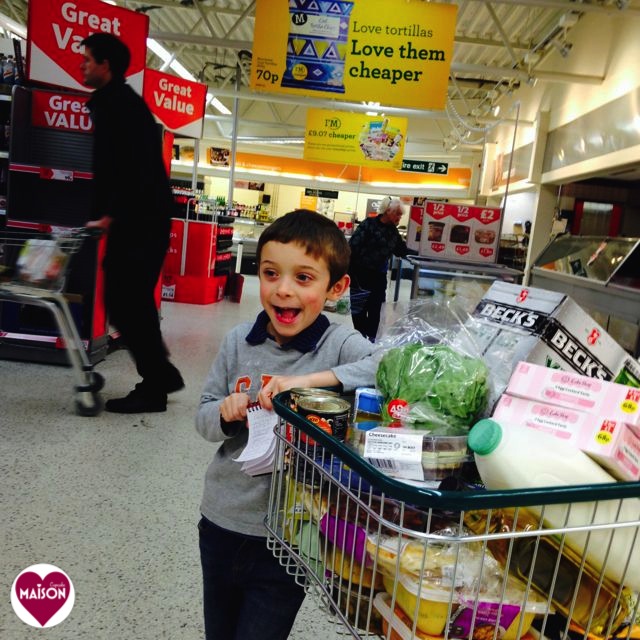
{"left": 198, "top": 516, "right": 306, "bottom": 640}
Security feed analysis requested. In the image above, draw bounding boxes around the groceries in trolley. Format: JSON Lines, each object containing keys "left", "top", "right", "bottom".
{"left": 266, "top": 283, "right": 640, "bottom": 640}
{"left": 489, "top": 359, "right": 640, "bottom": 481}
{"left": 375, "top": 343, "right": 490, "bottom": 428}
{"left": 453, "top": 280, "right": 640, "bottom": 409}
{"left": 469, "top": 418, "right": 640, "bottom": 592}
{"left": 16, "top": 238, "right": 69, "bottom": 287}
{"left": 269, "top": 387, "right": 639, "bottom": 640}
{"left": 348, "top": 423, "right": 470, "bottom": 484}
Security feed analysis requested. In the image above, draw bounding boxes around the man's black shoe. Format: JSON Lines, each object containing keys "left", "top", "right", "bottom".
{"left": 105, "top": 386, "right": 167, "bottom": 414}
{"left": 165, "top": 366, "right": 185, "bottom": 394}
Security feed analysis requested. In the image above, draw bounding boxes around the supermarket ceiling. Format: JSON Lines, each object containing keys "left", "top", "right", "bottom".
{"left": 3, "top": 0, "right": 640, "bottom": 175}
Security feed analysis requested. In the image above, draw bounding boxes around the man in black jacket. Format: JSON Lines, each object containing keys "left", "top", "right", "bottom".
{"left": 348, "top": 197, "right": 417, "bottom": 341}
{"left": 81, "top": 33, "right": 183, "bottom": 413}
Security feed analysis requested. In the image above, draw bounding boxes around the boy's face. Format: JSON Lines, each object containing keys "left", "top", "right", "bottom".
{"left": 259, "top": 241, "right": 348, "bottom": 345}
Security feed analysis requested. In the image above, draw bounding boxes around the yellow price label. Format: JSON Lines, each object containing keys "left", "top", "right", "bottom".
{"left": 621, "top": 400, "right": 638, "bottom": 413}
{"left": 595, "top": 431, "right": 612, "bottom": 445}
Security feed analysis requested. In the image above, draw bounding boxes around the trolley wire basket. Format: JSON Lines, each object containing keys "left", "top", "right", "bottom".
{"left": 0, "top": 225, "right": 105, "bottom": 416}
{"left": 0, "top": 225, "right": 95, "bottom": 290}
{"left": 266, "top": 391, "right": 640, "bottom": 640}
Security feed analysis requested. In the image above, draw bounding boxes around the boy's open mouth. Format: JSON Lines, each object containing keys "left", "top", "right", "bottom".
{"left": 274, "top": 306, "right": 300, "bottom": 324}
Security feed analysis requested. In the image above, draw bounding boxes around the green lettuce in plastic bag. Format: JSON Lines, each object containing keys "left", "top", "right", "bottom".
{"left": 376, "top": 343, "right": 489, "bottom": 429}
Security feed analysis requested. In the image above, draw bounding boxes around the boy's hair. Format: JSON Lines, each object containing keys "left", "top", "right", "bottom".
{"left": 81, "top": 33, "right": 131, "bottom": 80}
{"left": 256, "top": 209, "right": 350, "bottom": 287}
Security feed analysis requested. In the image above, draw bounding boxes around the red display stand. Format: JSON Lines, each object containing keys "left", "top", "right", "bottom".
{"left": 162, "top": 216, "right": 232, "bottom": 304}
{"left": 161, "top": 273, "right": 227, "bottom": 304}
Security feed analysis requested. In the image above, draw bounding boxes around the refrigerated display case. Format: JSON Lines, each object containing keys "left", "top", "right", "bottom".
{"left": 231, "top": 218, "right": 270, "bottom": 275}
{"left": 529, "top": 234, "right": 640, "bottom": 356}
{"left": 406, "top": 255, "right": 523, "bottom": 308}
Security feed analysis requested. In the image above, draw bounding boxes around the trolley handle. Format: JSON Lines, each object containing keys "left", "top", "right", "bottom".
{"left": 61, "top": 226, "right": 104, "bottom": 240}
{"left": 273, "top": 391, "right": 640, "bottom": 511}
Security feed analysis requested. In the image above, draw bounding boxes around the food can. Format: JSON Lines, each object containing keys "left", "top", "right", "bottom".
{"left": 288, "top": 392, "right": 351, "bottom": 486}
{"left": 289, "top": 387, "right": 339, "bottom": 408}
{"left": 295, "top": 394, "right": 351, "bottom": 443}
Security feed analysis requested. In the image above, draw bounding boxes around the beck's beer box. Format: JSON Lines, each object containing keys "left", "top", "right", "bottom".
{"left": 454, "top": 281, "right": 640, "bottom": 409}
{"left": 418, "top": 201, "right": 503, "bottom": 263}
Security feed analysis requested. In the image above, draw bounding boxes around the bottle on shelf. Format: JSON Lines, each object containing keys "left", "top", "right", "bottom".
{"left": 467, "top": 418, "right": 640, "bottom": 592}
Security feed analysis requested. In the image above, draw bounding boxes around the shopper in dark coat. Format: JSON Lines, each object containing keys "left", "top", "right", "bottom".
{"left": 348, "top": 197, "right": 417, "bottom": 341}
{"left": 81, "top": 33, "right": 183, "bottom": 413}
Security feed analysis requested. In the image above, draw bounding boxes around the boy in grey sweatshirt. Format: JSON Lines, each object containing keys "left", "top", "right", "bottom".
{"left": 196, "top": 209, "right": 381, "bottom": 640}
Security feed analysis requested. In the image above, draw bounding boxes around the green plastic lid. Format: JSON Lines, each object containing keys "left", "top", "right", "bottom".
{"left": 467, "top": 418, "right": 503, "bottom": 456}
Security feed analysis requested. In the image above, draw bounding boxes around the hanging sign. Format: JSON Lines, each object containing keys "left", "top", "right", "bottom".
{"left": 402, "top": 159, "right": 448, "bottom": 175}
{"left": 250, "top": 0, "right": 456, "bottom": 110}
{"left": 419, "top": 201, "right": 503, "bottom": 263}
{"left": 27, "top": 0, "right": 149, "bottom": 94}
{"left": 143, "top": 68, "right": 207, "bottom": 139}
{"left": 304, "top": 108, "right": 407, "bottom": 168}
{"left": 304, "top": 188, "right": 339, "bottom": 199}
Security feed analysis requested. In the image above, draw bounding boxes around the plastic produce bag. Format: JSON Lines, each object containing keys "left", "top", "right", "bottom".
{"left": 373, "top": 296, "right": 492, "bottom": 428}
{"left": 376, "top": 343, "right": 489, "bottom": 428}
{"left": 16, "top": 238, "right": 68, "bottom": 288}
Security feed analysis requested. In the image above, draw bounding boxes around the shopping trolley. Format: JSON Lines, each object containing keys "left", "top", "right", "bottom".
{"left": 0, "top": 224, "right": 105, "bottom": 416}
{"left": 266, "top": 391, "right": 640, "bottom": 640}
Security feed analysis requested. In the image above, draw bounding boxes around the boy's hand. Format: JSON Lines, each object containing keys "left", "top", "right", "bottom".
{"left": 86, "top": 215, "right": 113, "bottom": 233}
{"left": 259, "top": 372, "right": 339, "bottom": 410}
{"left": 220, "top": 392, "right": 251, "bottom": 423}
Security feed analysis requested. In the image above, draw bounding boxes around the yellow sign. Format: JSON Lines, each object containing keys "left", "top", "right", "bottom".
{"left": 304, "top": 109, "right": 407, "bottom": 168}
{"left": 250, "top": 0, "right": 457, "bottom": 110}
{"left": 300, "top": 194, "right": 318, "bottom": 210}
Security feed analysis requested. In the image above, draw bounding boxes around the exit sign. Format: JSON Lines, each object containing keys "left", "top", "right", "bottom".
{"left": 401, "top": 159, "right": 448, "bottom": 175}
{"left": 305, "top": 188, "right": 339, "bottom": 199}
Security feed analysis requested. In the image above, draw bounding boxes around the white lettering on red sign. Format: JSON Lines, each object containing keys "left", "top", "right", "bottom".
{"left": 44, "top": 95, "right": 92, "bottom": 130}
{"left": 152, "top": 77, "right": 195, "bottom": 115}
{"left": 32, "top": 90, "right": 93, "bottom": 132}
{"left": 52, "top": 2, "right": 122, "bottom": 54}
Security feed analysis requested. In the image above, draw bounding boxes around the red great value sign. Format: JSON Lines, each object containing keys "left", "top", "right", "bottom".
{"left": 143, "top": 68, "right": 207, "bottom": 139}
{"left": 31, "top": 89, "right": 93, "bottom": 134}
{"left": 27, "top": 0, "right": 149, "bottom": 94}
